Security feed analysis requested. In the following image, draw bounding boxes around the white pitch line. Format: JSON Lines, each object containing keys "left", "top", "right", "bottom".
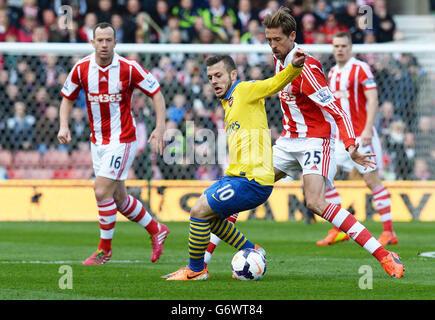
{"left": 0, "top": 260, "right": 146, "bottom": 264}
{"left": 418, "top": 251, "right": 435, "bottom": 258}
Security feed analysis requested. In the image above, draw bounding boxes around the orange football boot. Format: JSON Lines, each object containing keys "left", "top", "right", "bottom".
{"left": 165, "top": 265, "right": 209, "bottom": 281}
{"left": 380, "top": 251, "right": 404, "bottom": 278}
{"left": 378, "top": 231, "right": 398, "bottom": 246}
{"left": 316, "top": 228, "right": 350, "bottom": 246}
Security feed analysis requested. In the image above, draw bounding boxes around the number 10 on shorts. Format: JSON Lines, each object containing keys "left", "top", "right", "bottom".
{"left": 216, "top": 184, "right": 235, "bottom": 201}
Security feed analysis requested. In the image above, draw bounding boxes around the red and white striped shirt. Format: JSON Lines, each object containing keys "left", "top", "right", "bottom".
{"left": 274, "top": 45, "right": 356, "bottom": 149}
{"left": 328, "top": 57, "right": 377, "bottom": 137}
{"left": 61, "top": 52, "right": 161, "bottom": 145}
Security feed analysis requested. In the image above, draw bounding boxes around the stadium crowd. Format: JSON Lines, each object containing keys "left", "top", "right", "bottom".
{"left": 0, "top": 0, "right": 433, "bottom": 181}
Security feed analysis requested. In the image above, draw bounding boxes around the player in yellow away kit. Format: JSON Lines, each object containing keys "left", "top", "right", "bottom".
{"left": 163, "top": 50, "right": 308, "bottom": 280}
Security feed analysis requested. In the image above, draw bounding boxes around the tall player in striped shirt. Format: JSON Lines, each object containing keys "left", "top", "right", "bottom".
{"left": 316, "top": 31, "right": 398, "bottom": 247}
{"left": 266, "top": 7, "right": 403, "bottom": 278}
{"left": 57, "top": 23, "right": 169, "bottom": 265}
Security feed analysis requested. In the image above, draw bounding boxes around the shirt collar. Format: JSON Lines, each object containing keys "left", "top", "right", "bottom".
{"left": 282, "top": 42, "right": 299, "bottom": 67}
{"left": 223, "top": 80, "right": 241, "bottom": 100}
{"left": 337, "top": 56, "right": 356, "bottom": 72}
{"left": 90, "top": 51, "right": 119, "bottom": 71}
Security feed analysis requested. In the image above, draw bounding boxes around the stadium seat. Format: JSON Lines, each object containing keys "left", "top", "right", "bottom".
{"left": 42, "top": 150, "right": 70, "bottom": 168}
{"left": 70, "top": 150, "right": 93, "bottom": 167}
{"left": 13, "top": 151, "right": 41, "bottom": 167}
{"left": 53, "top": 168, "right": 73, "bottom": 179}
{"left": 0, "top": 150, "right": 13, "bottom": 167}
{"left": 8, "top": 168, "right": 55, "bottom": 179}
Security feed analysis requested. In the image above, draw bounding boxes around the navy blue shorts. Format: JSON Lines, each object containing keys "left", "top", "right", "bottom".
{"left": 204, "top": 176, "right": 273, "bottom": 218}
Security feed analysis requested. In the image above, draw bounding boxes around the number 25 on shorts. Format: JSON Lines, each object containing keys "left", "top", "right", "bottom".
{"left": 304, "top": 150, "right": 321, "bottom": 167}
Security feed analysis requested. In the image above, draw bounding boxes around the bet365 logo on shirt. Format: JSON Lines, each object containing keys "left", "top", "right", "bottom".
{"left": 87, "top": 93, "right": 122, "bottom": 103}
{"left": 279, "top": 84, "right": 296, "bottom": 102}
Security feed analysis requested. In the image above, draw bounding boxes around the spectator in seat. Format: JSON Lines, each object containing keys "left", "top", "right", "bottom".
{"left": 95, "top": 0, "right": 113, "bottom": 23}
{"left": 373, "top": 0, "right": 395, "bottom": 43}
{"left": 411, "top": 158, "right": 432, "bottom": 181}
{"left": 336, "top": 0, "right": 359, "bottom": 30}
{"left": 313, "top": 0, "right": 332, "bottom": 24}
{"left": 364, "top": 30, "right": 376, "bottom": 43}
{"left": 349, "top": 14, "right": 368, "bottom": 44}
{"left": 375, "top": 100, "right": 401, "bottom": 137}
{"left": 35, "top": 105, "right": 65, "bottom": 153}
{"left": 313, "top": 31, "right": 327, "bottom": 44}
{"left": 161, "top": 15, "right": 189, "bottom": 44}
{"left": 123, "top": 0, "right": 142, "bottom": 43}
{"left": 20, "top": 70, "right": 37, "bottom": 95}
{"left": 32, "top": 26, "right": 48, "bottom": 42}
{"left": 218, "top": 12, "right": 240, "bottom": 43}
{"left": 78, "top": 12, "right": 97, "bottom": 42}
{"left": 111, "top": 12, "right": 125, "bottom": 43}
{"left": 0, "top": 68, "right": 9, "bottom": 101}
{"left": 17, "top": 13, "right": 38, "bottom": 42}
{"left": 0, "top": 8, "right": 18, "bottom": 42}
{"left": 383, "top": 120, "right": 413, "bottom": 180}
{"left": 199, "top": 0, "right": 238, "bottom": 35}
{"left": 167, "top": 93, "right": 187, "bottom": 125}
{"left": 317, "top": 12, "right": 349, "bottom": 44}
{"left": 301, "top": 13, "right": 316, "bottom": 44}
{"left": 171, "top": 0, "right": 198, "bottom": 41}
{"left": 415, "top": 115, "right": 433, "bottom": 159}
{"left": 4, "top": 84, "right": 22, "bottom": 115}
{"left": 258, "top": 0, "right": 280, "bottom": 22}
{"left": 28, "top": 86, "right": 50, "bottom": 116}
{"left": 69, "top": 107, "right": 90, "bottom": 151}
{"left": 41, "top": 8, "right": 58, "bottom": 41}
{"left": 237, "top": 0, "right": 257, "bottom": 34}
{"left": 154, "top": 0, "right": 170, "bottom": 30}
{"left": 6, "top": 101, "right": 35, "bottom": 151}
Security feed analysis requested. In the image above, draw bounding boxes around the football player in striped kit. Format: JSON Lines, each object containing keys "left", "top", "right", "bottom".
{"left": 316, "top": 31, "right": 398, "bottom": 247}
{"left": 265, "top": 7, "right": 403, "bottom": 278}
{"left": 58, "top": 23, "right": 169, "bottom": 265}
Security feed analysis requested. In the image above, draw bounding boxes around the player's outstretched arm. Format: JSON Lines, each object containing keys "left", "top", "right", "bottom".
{"left": 147, "top": 90, "right": 167, "bottom": 156}
{"left": 246, "top": 48, "right": 307, "bottom": 101}
{"left": 57, "top": 97, "right": 74, "bottom": 145}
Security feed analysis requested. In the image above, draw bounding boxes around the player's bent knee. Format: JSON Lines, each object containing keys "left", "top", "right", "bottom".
{"left": 190, "top": 195, "right": 215, "bottom": 220}
{"left": 305, "top": 197, "right": 327, "bottom": 216}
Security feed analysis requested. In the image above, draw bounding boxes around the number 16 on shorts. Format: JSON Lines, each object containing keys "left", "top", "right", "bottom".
{"left": 91, "top": 141, "right": 137, "bottom": 181}
{"left": 110, "top": 155, "right": 122, "bottom": 169}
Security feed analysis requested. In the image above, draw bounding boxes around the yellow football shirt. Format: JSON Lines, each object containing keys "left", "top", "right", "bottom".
{"left": 221, "top": 63, "right": 303, "bottom": 185}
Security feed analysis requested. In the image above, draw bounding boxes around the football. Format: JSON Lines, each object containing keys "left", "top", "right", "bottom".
{"left": 231, "top": 248, "right": 266, "bottom": 281}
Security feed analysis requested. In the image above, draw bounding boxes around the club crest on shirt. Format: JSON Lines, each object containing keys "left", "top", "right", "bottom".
{"left": 314, "top": 87, "right": 333, "bottom": 104}
{"left": 228, "top": 96, "right": 233, "bottom": 107}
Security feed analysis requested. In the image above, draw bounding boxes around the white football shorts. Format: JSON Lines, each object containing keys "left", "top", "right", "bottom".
{"left": 273, "top": 136, "right": 336, "bottom": 188}
{"left": 335, "top": 127, "right": 383, "bottom": 174}
{"left": 91, "top": 140, "right": 137, "bottom": 181}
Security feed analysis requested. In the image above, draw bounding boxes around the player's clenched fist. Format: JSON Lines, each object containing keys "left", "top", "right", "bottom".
{"left": 292, "top": 48, "right": 308, "bottom": 68}
{"left": 57, "top": 127, "right": 71, "bottom": 144}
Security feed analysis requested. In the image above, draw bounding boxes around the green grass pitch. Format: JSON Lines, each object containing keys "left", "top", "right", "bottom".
{"left": 1, "top": 220, "right": 435, "bottom": 300}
